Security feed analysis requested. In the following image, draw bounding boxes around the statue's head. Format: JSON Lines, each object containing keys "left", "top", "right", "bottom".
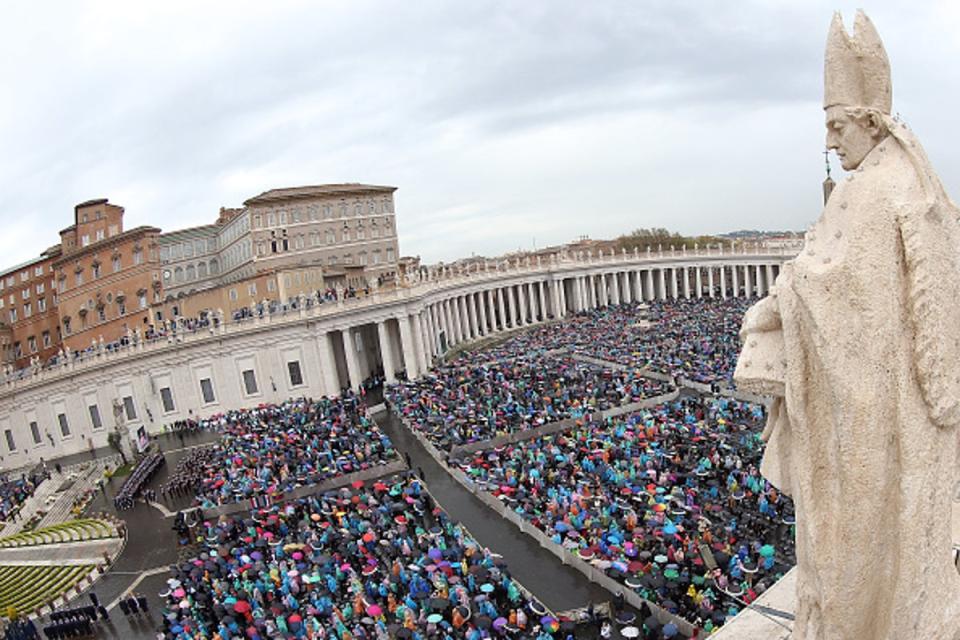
{"left": 823, "top": 10, "right": 891, "bottom": 171}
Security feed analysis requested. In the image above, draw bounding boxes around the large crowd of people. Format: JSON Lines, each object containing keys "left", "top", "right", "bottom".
{"left": 451, "top": 395, "right": 794, "bottom": 630}
{"left": 158, "top": 395, "right": 396, "bottom": 508}
{"left": 0, "top": 473, "right": 42, "bottom": 521}
{"left": 115, "top": 453, "right": 166, "bottom": 511}
{"left": 386, "top": 355, "right": 670, "bottom": 452}
{"left": 159, "top": 475, "right": 563, "bottom": 639}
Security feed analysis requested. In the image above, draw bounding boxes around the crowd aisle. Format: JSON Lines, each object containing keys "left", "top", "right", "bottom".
{"left": 386, "top": 355, "right": 669, "bottom": 452}
{"left": 159, "top": 475, "right": 568, "bottom": 639}
{"left": 453, "top": 396, "right": 795, "bottom": 632}
{"left": 158, "top": 395, "right": 396, "bottom": 508}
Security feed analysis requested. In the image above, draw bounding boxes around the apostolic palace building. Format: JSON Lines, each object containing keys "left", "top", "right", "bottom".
{"left": 0, "top": 182, "right": 793, "bottom": 468}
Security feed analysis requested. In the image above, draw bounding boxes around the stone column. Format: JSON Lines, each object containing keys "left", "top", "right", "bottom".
{"left": 377, "top": 320, "right": 397, "bottom": 384}
{"left": 468, "top": 293, "right": 480, "bottom": 337}
{"left": 589, "top": 275, "right": 598, "bottom": 309}
{"left": 646, "top": 270, "right": 655, "bottom": 302}
{"left": 756, "top": 264, "right": 766, "bottom": 296}
{"left": 599, "top": 274, "right": 608, "bottom": 307}
{"left": 538, "top": 281, "right": 547, "bottom": 320}
{"left": 341, "top": 328, "right": 362, "bottom": 391}
{"left": 707, "top": 267, "right": 715, "bottom": 298}
{"left": 720, "top": 265, "right": 728, "bottom": 299}
{"left": 457, "top": 296, "right": 470, "bottom": 340}
{"left": 670, "top": 268, "right": 679, "bottom": 299}
{"left": 398, "top": 315, "right": 420, "bottom": 379}
{"left": 732, "top": 265, "right": 740, "bottom": 298}
{"left": 766, "top": 264, "right": 776, "bottom": 292}
{"left": 484, "top": 289, "right": 495, "bottom": 332}
{"left": 695, "top": 267, "right": 703, "bottom": 299}
{"left": 318, "top": 331, "right": 340, "bottom": 397}
{"left": 412, "top": 313, "right": 429, "bottom": 374}
{"left": 516, "top": 284, "right": 527, "bottom": 327}
{"left": 429, "top": 305, "right": 442, "bottom": 354}
{"left": 682, "top": 267, "right": 691, "bottom": 299}
{"left": 527, "top": 282, "right": 537, "bottom": 321}
{"left": 503, "top": 286, "right": 514, "bottom": 328}
{"left": 452, "top": 296, "right": 465, "bottom": 342}
{"left": 477, "top": 290, "right": 490, "bottom": 336}
{"left": 497, "top": 288, "right": 507, "bottom": 330}
{"left": 443, "top": 300, "right": 456, "bottom": 345}
{"left": 620, "top": 272, "right": 631, "bottom": 304}
{"left": 633, "top": 270, "right": 642, "bottom": 302}
{"left": 744, "top": 264, "right": 752, "bottom": 298}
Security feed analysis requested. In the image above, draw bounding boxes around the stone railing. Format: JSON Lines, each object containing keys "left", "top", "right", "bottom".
{"left": 0, "top": 246, "right": 796, "bottom": 395}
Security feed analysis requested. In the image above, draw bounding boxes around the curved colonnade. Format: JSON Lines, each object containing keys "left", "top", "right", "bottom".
{"left": 0, "top": 247, "right": 795, "bottom": 468}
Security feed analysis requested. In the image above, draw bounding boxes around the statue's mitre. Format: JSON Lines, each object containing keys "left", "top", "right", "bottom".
{"left": 824, "top": 10, "right": 891, "bottom": 113}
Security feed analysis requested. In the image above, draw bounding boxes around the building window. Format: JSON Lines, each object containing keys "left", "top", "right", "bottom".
{"left": 63, "top": 318, "right": 71, "bottom": 335}
{"left": 358, "top": 252, "right": 367, "bottom": 266}
{"left": 229, "top": 288, "right": 238, "bottom": 301}
{"left": 122, "top": 395, "right": 137, "bottom": 421}
{"left": 97, "top": 307, "right": 106, "bottom": 323}
{"left": 92, "top": 263, "right": 101, "bottom": 279}
{"left": 386, "top": 248, "right": 395, "bottom": 262}
{"left": 4, "top": 429, "right": 15, "bottom": 452}
{"left": 118, "top": 300, "right": 126, "bottom": 315}
{"left": 112, "top": 256, "right": 121, "bottom": 272}
{"left": 248, "top": 283, "right": 257, "bottom": 297}
{"left": 37, "top": 298, "right": 46, "bottom": 313}
{"left": 29, "top": 421, "right": 40, "bottom": 445}
{"left": 139, "top": 293, "right": 147, "bottom": 309}
{"left": 89, "top": 404, "right": 102, "bottom": 430}
{"left": 343, "top": 227, "right": 351, "bottom": 242}
{"left": 372, "top": 250, "right": 381, "bottom": 265}
{"left": 200, "top": 378, "right": 216, "bottom": 404}
{"left": 21, "top": 289, "right": 29, "bottom": 300}
{"left": 357, "top": 226, "right": 365, "bottom": 241}
{"left": 75, "top": 271, "right": 84, "bottom": 286}
{"left": 35, "top": 283, "right": 44, "bottom": 295}
{"left": 160, "top": 387, "right": 175, "bottom": 413}
{"left": 27, "top": 336, "right": 36, "bottom": 353}
{"left": 57, "top": 413, "right": 70, "bottom": 437}
{"left": 34, "top": 265, "right": 43, "bottom": 277}
{"left": 267, "top": 280, "right": 276, "bottom": 292}
{"left": 242, "top": 369, "right": 258, "bottom": 395}
{"left": 42, "top": 331, "right": 50, "bottom": 348}
{"left": 95, "top": 229, "right": 105, "bottom": 242}
{"left": 288, "top": 361, "right": 304, "bottom": 387}
{"left": 13, "top": 342, "right": 21, "bottom": 358}
{"left": 133, "top": 249, "right": 143, "bottom": 265}
{"left": 23, "top": 303, "right": 31, "bottom": 318}
{"left": 9, "top": 309, "right": 16, "bottom": 323}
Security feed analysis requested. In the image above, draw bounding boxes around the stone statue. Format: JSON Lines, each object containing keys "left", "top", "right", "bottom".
{"left": 734, "top": 11, "right": 960, "bottom": 639}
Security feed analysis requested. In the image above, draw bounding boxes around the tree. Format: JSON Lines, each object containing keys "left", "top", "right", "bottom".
{"left": 107, "top": 431, "right": 127, "bottom": 465}
{"left": 616, "top": 228, "right": 721, "bottom": 252}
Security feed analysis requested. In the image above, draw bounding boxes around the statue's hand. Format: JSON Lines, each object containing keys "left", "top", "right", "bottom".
{"left": 739, "top": 289, "right": 781, "bottom": 338}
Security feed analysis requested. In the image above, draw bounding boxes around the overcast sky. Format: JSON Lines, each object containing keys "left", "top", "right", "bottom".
{"left": 0, "top": 1, "right": 957, "bottom": 264}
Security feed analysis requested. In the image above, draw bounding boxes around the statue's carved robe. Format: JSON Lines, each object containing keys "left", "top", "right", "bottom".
{"left": 737, "top": 132, "right": 960, "bottom": 639}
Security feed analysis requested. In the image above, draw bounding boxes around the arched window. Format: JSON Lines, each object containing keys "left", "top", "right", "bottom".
{"left": 198, "top": 262, "right": 208, "bottom": 278}
{"left": 174, "top": 267, "right": 184, "bottom": 283}
{"left": 326, "top": 229, "right": 335, "bottom": 245}
{"left": 209, "top": 259, "right": 219, "bottom": 275}
{"left": 186, "top": 264, "right": 196, "bottom": 281}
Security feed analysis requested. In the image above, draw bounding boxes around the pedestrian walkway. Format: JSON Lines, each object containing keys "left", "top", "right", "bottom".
{"left": 374, "top": 407, "right": 613, "bottom": 613}
{"left": 0, "top": 538, "right": 122, "bottom": 566}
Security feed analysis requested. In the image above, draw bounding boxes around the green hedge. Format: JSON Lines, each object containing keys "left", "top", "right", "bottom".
{"left": 0, "top": 564, "right": 92, "bottom": 617}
